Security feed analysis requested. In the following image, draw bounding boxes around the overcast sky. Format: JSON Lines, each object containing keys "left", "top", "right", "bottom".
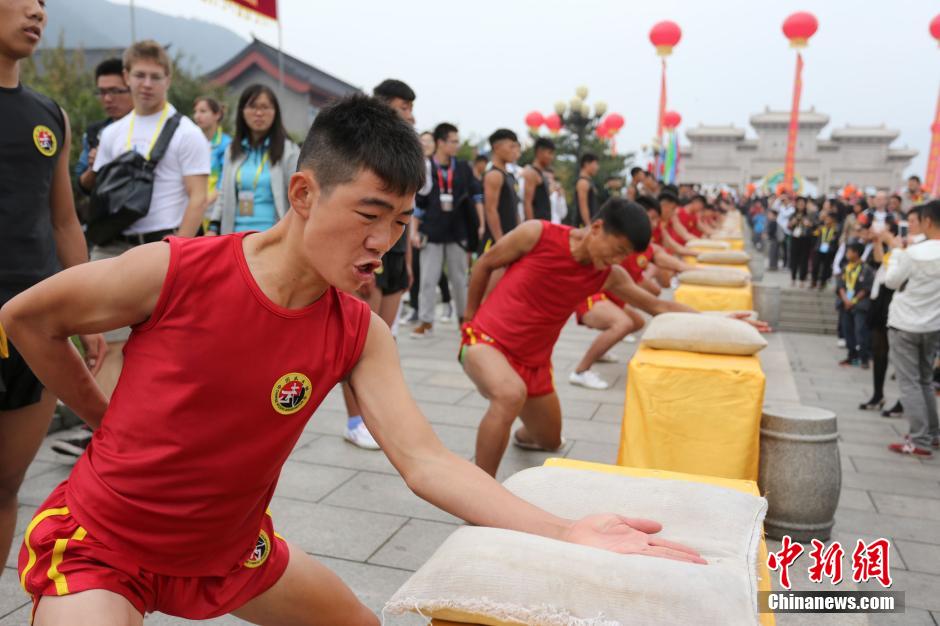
{"left": 111, "top": 0, "right": 936, "bottom": 180}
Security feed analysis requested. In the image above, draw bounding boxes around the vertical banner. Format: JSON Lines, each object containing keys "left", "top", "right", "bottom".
{"left": 224, "top": 0, "right": 277, "bottom": 20}
{"left": 654, "top": 59, "right": 667, "bottom": 178}
{"left": 925, "top": 87, "right": 940, "bottom": 198}
{"left": 783, "top": 52, "right": 804, "bottom": 193}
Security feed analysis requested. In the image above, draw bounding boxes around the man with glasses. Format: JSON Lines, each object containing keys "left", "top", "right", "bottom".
{"left": 52, "top": 40, "right": 209, "bottom": 459}
{"left": 74, "top": 58, "right": 133, "bottom": 196}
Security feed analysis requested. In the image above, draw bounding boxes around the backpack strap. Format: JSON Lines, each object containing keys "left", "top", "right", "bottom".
{"left": 148, "top": 112, "right": 183, "bottom": 165}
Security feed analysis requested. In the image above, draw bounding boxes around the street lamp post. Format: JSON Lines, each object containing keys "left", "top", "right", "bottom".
{"left": 552, "top": 87, "right": 608, "bottom": 164}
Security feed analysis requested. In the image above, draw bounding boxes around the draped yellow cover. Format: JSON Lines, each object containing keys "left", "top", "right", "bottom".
{"left": 543, "top": 458, "right": 775, "bottom": 626}
{"left": 675, "top": 283, "right": 754, "bottom": 311}
{"left": 617, "top": 347, "right": 765, "bottom": 481}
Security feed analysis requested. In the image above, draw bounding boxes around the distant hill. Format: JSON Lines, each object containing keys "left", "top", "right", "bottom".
{"left": 42, "top": 0, "right": 248, "bottom": 73}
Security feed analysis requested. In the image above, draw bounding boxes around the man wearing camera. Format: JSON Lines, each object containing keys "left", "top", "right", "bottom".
{"left": 55, "top": 41, "right": 208, "bottom": 458}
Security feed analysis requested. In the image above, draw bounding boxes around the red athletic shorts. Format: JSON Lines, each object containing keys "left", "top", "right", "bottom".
{"left": 573, "top": 293, "right": 609, "bottom": 325}
{"left": 18, "top": 481, "right": 289, "bottom": 620}
{"left": 459, "top": 322, "right": 554, "bottom": 397}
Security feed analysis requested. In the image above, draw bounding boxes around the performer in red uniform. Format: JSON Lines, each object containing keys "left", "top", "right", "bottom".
{"left": 669, "top": 194, "right": 711, "bottom": 244}
{"left": 461, "top": 199, "right": 705, "bottom": 476}
{"left": 2, "top": 96, "right": 706, "bottom": 625}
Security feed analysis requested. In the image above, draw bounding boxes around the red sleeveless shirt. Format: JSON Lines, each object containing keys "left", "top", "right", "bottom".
{"left": 472, "top": 221, "right": 610, "bottom": 367}
{"left": 66, "top": 233, "right": 371, "bottom": 576}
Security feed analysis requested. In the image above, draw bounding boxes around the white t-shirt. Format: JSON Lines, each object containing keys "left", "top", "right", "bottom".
{"left": 95, "top": 104, "right": 210, "bottom": 234}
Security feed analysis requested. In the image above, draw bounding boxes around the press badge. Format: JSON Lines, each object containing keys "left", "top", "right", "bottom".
{"left": 238, "top": 190, "right": 254, "bottom": 217}
{"left": 440, "top": 193, "right": 454, "bottom": 212}
{"left": 819, "top": 242, "right": 830, "bottom": 254}
{"left": 846, "top": 289, "right": 855, "bottom": 300}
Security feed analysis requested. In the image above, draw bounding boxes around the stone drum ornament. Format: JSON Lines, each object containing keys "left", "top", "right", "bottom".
{"left": 758, "top": 403, "right": 840, "bottom": 542}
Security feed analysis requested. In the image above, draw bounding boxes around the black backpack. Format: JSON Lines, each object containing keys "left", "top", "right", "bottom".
{"left": 86, "top": 112, "right": 182, "bottom": 245}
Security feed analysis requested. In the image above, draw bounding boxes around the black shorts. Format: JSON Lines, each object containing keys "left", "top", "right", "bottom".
{"left": 1, "top": 340, "right": 43, "bottom": 411}
{"left": 375, "top": 252, "right": 408, "bottom": 295}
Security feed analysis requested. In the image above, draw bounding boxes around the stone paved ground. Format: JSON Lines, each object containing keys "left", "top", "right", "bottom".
{"left": 1, "top": 302, "right": 938, "bottom": 624}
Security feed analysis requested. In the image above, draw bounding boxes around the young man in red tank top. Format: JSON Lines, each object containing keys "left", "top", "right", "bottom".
{"left": 461, "top": 199, "right": 700, "bottom": 477}
{"left": 1, "top": 97, "right": 706, "bottom": 625}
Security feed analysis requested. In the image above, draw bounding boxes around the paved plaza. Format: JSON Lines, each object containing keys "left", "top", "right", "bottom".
{"left": 1, "top": 296, "right": 938, "bottom": 625}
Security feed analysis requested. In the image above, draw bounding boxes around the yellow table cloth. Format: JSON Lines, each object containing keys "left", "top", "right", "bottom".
{"left": 675, "top": 283, "right": 753, "bottom": 311}
{"left": 543, "top": 458, "right": 774, "bottom": 626}
{"left": 682, "top": 257, "right": 752, "bottom": 275}
{"left": 618, "top": 346, "right": 765, "bottom": 481}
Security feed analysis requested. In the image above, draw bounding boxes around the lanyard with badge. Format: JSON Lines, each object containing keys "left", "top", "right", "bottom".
{"left": 437, "top": 158, "right": 456, "bottom": 212}
{"left": 126, "top": 103, "right": 170, "bottom": 160}
{"left": 844, "top": 262, "right": 862, "bottom": 301}
{"left": 819, "top": 225, "right": 835, "bottom": 254}
{"left": 236, "top": 150, "right": 269, "bottom": 217}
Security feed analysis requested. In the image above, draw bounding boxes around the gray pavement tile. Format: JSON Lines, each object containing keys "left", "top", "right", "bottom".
{"left": 865, "top": 608, "right": 936, "bottom": 626}
{"left": 565, "top": 440, "right": 619, "bottom": 465}
{"left": 834, "top": 508, "right": 940, "bottom": 544}
{"left": 859, "top": 570, "right": 940, "bottom": 612}
{"left": 829, "top": 529, "right": 907, "bottom": 571}
{"left": 368, "top": 518, "right": 459, "bottom": 571}
{"left": 144, "top": 612, "right": 247, "bottom": 625}
{"left": 839, "top": 487, "right": 876, "bottom": 512}
{"left": 321, "top": 472, "right": 459, "bottom": 524}
{"left": 420, "top": 371, "right": 477, "bottom": 390}
{"left": 15, "top": 465, "right": 71, "bottom": 507}
{"left": 0, "top": 568, "right": 29, "bottom": 621}
{"left": 289, "top": 435, "right": 399, "bottom": 475}
{"left": 558, "top": 398, "right": 601, "bottom": 420}
{"left": 895, "top": 540, "right": 940, "bottom": 576}
{"left": 850, "top": 457, "right": 940, "bottom": 482}
{"left": 456, "top": 391, "right": 488, "bottom": 409}
{"left": 316, "top": 556, "right": 418, "bottom": 619}
{"left": 408, "top": 383, "right": 470, "bottom": 404}
{"left": 592, "top": 402, "right": 624, "bottom": 423}
{"left": 841, "top": 471, "right": 940, "bottom": 500}
{"left": 399, "top": 356, "right": 464, "bottom": 374}
{"left": 269, "top": 497, "right": 406, "bottom": 562}
{"left": 842, "top": 442, "right": 925, "bottom": 463}
{"left": 0, "top": 603, "right": 30, "bottom": 625}
{"left": 560, "top": 417, "right": 621, "bottom": 445}
{"left": 272, "top": 460, "right": 357, "bottom": 504}
{"left": 23, "top": 460, "right": 59, "bottom": 481}
{"left": 303, "top": 408, "right": 348, "bottom": 435}
{"left": 416, "top": 400, "right": 482, "bottom": 428}
{"left": 870, "top": 493, "right": 940, "bottom": 522}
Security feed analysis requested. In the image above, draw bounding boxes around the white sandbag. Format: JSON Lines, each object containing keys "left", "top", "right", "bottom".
{"left": 641, "top": 311, "right": 767, "bottom": 355}
{"left": 697, "top": 250, "right": 752, "bottom": 264}
{"left": 677, "top": 268, "right": 750, "bottom": 287}
{"left": 687, "top": 239, "right": 730, "bottom": 250}
{"left": 385, "top": 466, "right": 767, "bottom": 626}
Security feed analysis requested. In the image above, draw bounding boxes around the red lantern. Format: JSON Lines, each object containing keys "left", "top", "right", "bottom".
{"left": 782, "top": 12, "right": 818, "bottom": 48}
{"left": 524, "top": 111, "right": 544, "bottom": 130}
{"left": 544, "top": 113, "right": 562, "bottom": 132}
{"left": 931, "top": 14, "right": 940, "bottom": 44}
{"left": 649, "top": 21, "right": 682, "bottom": 56}
{"left": 595, "top": 121, "right": 611, "bottom": 139}
{"left": 604, "top": 113, "right": 625, "bottom": 131}
{"left": 662, "top": 110, "right": 681, "bottom": 129}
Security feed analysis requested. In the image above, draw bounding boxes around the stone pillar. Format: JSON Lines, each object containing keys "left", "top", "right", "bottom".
{"left": 759, "top": 403, "right": 841, "bottom": 542}
{"left": 753, "top": 283, "right": 780, "bottom": 328}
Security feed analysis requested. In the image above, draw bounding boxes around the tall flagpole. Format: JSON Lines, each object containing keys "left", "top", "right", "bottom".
{"left": 783, "top": 52, "right": 804, "bottom": 194}
{"left": 129, "top": 0, "right": 137, "bottom": 43}
{"left": 277, "top": 14, "right": 285, "bottom": 99}
{"left": 925, "top": 85, "right": 940, "bottom": 198}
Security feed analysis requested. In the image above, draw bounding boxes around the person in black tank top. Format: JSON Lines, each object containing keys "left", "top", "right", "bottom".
{"left": 522, "top": 137, "right": 555, "bottom": 222}
{"left": 575, "top": 152, "right": 600, "bottom": 226}
{"left": 0, "top": 0, "right": 106, "bottom": 579}
{"left": 480, "top": 128, "right": 520, "bottom": 253}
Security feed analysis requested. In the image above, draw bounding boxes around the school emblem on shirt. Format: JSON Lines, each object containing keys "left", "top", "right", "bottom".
{"left": 636, "top": 254, "right": 649, "bottom": 269}
{"left": 244, "top": 529, "right": 271, "bottom": 569}
{"left": 271, "top": 372, "right": 312, "bottom": 415}
{"left": 32, "top": 125, "right": 57, "bottom": 157}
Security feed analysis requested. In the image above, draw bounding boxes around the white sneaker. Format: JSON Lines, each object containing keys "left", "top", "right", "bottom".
{"left": 622, "top": 334, "right": 637, "bottom": 343}
{"left": 837, "top": 338, "right": 846, "bottom": 348}
{"left": 569, "top": 369, "right": 610, "bottom": 390}
{"left": 344, "top": 421, "right": 381, "bottom": 450}
{"left": 439, "top": 302, "right": 453, "bottom": 323}
{"left": 597, "top": 351, "right": 619, "bottom": 363}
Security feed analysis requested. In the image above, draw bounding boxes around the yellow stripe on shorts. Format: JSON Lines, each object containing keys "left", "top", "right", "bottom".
{"left": 20, "top": 507, "right": 70, "bottom": 592}
{"left": 48, "top": 527, "right": 86, "bottom": 595}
